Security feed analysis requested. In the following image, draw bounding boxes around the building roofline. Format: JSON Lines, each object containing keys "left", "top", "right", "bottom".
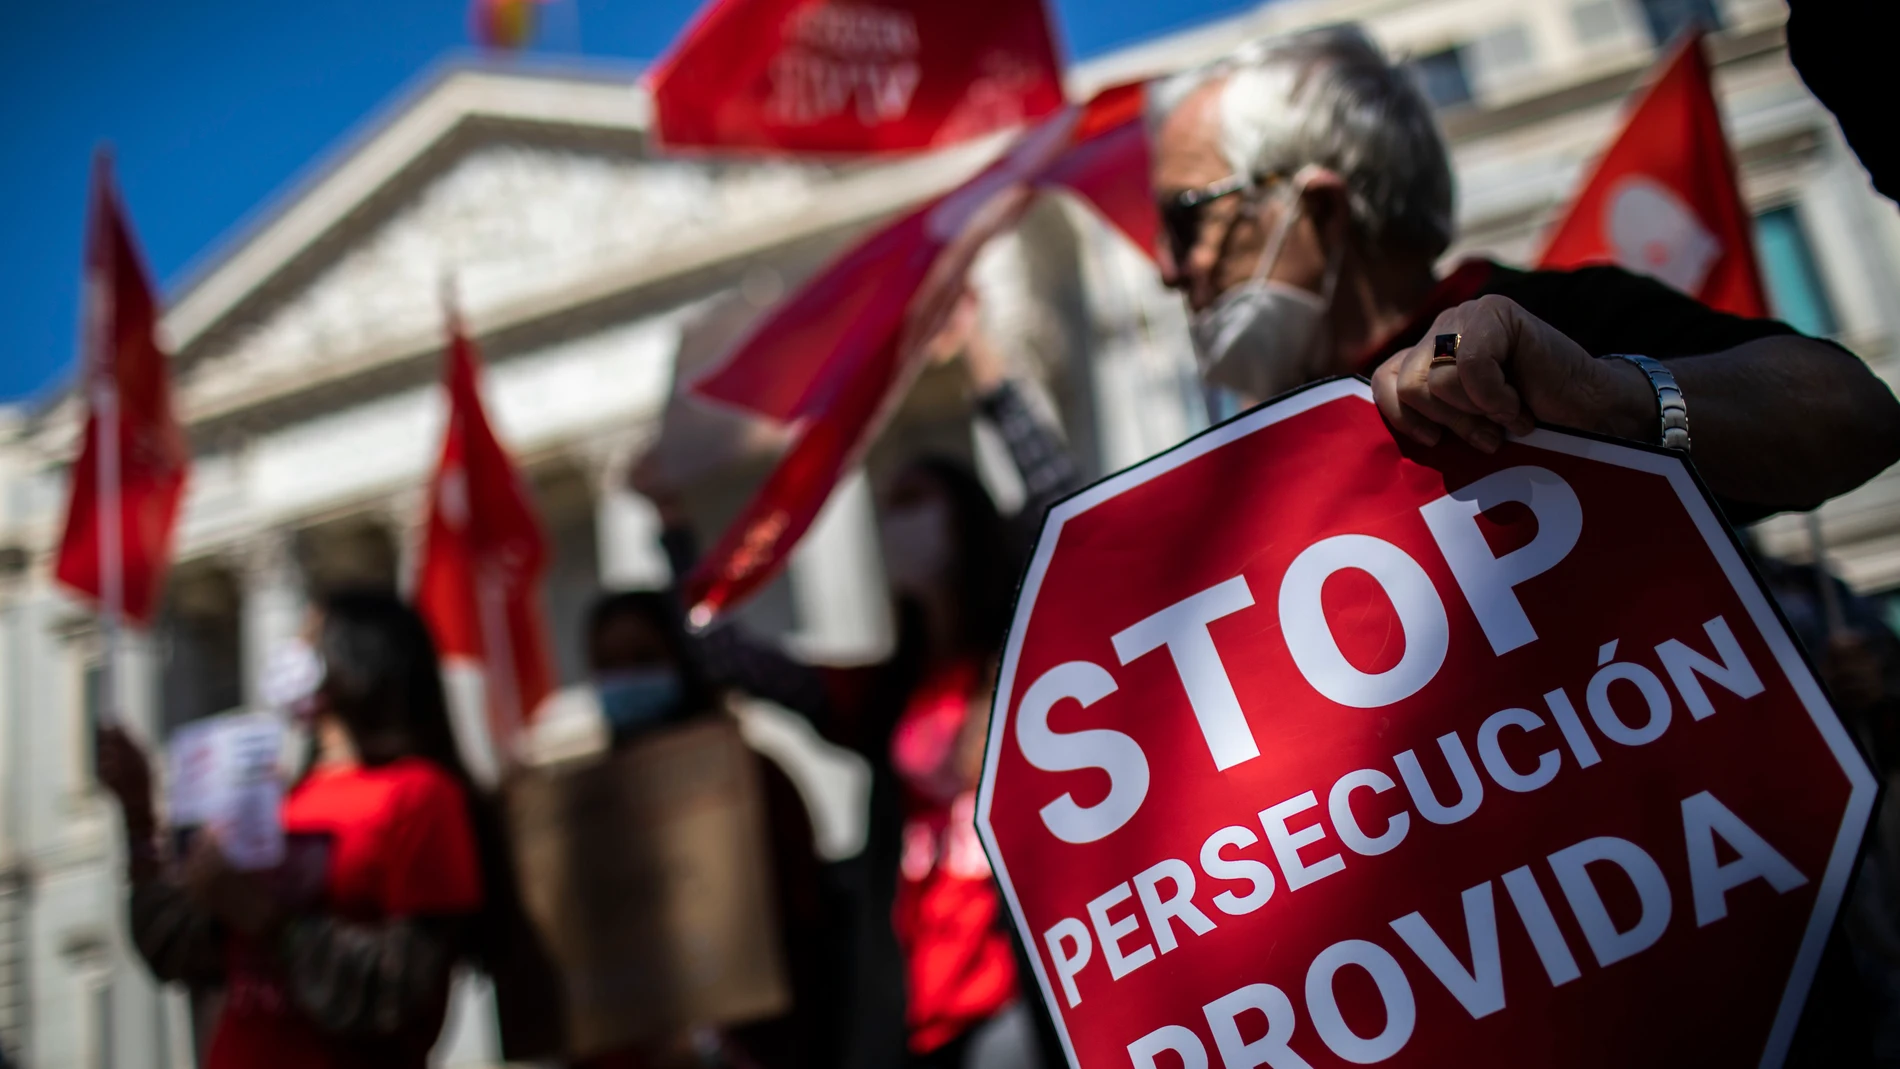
{"left": 156, "top": 11, "right": 1289, "bottom": 360}
{"left": 161, "top": 55, "right": 652, "bottom": 357}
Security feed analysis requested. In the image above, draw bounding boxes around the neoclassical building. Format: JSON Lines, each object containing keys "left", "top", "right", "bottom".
{"left": 3, "top": 0, "right": 1895, "bottom": 1063}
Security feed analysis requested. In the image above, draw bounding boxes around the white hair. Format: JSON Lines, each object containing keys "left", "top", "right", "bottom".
{"left": 1153, "top": 25, "right": 1456, "bottom": 257}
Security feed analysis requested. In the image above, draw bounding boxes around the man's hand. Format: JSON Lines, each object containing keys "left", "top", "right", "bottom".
{"left": 627, "top": 448, "right": 689, "bottom": 527}
{"left": 1372, "top": 294, "right": 1657, "bottom": 452}
{"left": 97, "top": 725, "right": 157, "bottom": 828}
{"left": 922, "top": 289, "right": 1009, "bottom": 395}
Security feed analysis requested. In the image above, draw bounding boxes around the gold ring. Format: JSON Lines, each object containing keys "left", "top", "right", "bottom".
{"left": 1429, "top": 332, "right": 1460, "bottom": 368}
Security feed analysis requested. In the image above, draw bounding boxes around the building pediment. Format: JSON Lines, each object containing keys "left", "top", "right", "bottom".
{"left": 167, "top": 66, "right": 815, "bottom": 417}
{"left": 159, "top": 61, "right": 1003, "bottom": 430}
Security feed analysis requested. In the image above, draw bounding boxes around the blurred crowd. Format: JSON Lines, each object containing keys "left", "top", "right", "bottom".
{"left": 77, "top": 14, "right": 1900, "bottom": 1069}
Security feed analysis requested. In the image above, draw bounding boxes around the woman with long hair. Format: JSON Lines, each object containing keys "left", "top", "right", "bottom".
{"left": 640, "top": 297, "right": 1082, "bottom": 1069}
{"left": 99, "top": 589, "right": 505, "bottom": 1069}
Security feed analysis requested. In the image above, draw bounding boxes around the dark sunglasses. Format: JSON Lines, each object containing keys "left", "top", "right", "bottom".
{"left": 1158, "top": 173, "right": 1251, "bottom": 265}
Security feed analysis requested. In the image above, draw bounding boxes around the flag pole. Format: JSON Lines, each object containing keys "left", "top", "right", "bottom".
{"left": 97, "top": 376, "right": 124, "bottom": 730}
{"left": 86, "top": 229, "right": 127, "bottom": 730}
{"left": 475, "top": 566, "right": 523, "bottom": 769}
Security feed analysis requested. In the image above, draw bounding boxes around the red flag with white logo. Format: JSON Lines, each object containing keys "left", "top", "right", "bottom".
{"left": 415, "top": 310, "right": 555, "bottom": 753}
{"left": 1539, "top": 32, "right": 1768, "bottom": 318}
{"left": 55, "top": 151, "right": 190, "bottom": 629}
{"left": 649, "top": 0, "right": 1066, "bottom": 154}
{"left": 683, "top": 83, "right": 1155, "bottom": 624}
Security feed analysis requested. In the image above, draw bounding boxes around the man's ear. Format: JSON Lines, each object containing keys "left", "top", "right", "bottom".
{"left": 1298, "top": 169, "right": 1353, "bottom": 242}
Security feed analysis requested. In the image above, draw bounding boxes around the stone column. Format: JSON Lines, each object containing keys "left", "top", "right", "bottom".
{"left": 239, "top": 529, "right": 306, "bottom": 713}
{"left": 385, "top": 488, "right": 428, "bottom": 598}
{"left": 786, "top": 467, "right": 893, "bottom": 664}
{"left": 583, "top": 436, "right": 671, "bottom": 591}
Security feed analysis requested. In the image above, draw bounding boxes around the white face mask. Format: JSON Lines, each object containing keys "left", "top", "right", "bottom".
{"left": 261, "top": 639, "right": 325, "bottom": 724}
{"left": 1190, "top": 172, "right": 1345, "bottom": 401}
{"left": 881, "top": 498, "right": 952, "bottom": 592}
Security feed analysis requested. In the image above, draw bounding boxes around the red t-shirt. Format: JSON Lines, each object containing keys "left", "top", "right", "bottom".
{"left": 889, "top": 661, "right": 1019, "bottom": 1054}
{"left": 208, "top": 757, "right": 483, "bottom": 1069}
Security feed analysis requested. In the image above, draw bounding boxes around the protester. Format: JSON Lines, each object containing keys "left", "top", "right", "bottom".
{"left": 1147, "top": 27, "right": 1900, "bottom": 1062}
{"left": 1751, "top": 547, "right": 1900, "bottom": 1066}
{"left": 1149, "top": 25, "right": 1900, "bottom": 520}
{"left": 636, "top": 295, "right": 1076, "bottom": 1069}
{"left": 1786, "top": 0, "right": 1897, "bottom": 205}
{"left": 567, "top": 589, "right": 839, "bottom": 1069}
{"left": 97, "top": 590, "right": 497, "bottom": 1069}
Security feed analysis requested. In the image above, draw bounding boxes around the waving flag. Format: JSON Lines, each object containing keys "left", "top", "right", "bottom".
{"left": 650, "top": 0, "right": 1066, "bottom": 154}
{"left": 683, "top": 83, "right": 1154, "bottom": 624}
{"left": 415, "top": 309, "right": 555, "bottom": 755}
{"left": 56, "top": 152, "right": 190, "bottom": 629}
{"left": 1539, "top": 32, "right": 1767, "bottom": 317}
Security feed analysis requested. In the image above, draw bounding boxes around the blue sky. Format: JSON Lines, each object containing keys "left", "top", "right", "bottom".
{"left": 0, "top": 0, "right": 1255, "bottom": 403}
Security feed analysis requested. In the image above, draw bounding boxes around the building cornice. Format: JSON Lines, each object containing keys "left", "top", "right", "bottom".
{"left": 163, "top": 62, "right": 654, "bottom": 359}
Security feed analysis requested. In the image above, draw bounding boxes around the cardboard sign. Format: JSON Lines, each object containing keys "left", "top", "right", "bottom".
{"left": 976, "top": 380, "right": 1876, "bottom": 1068}
{"left": 166, "top": 711, "right": 286, "bottom": 871}
{"left": 506, "top": 715, "right": 789, "bottom": 1056}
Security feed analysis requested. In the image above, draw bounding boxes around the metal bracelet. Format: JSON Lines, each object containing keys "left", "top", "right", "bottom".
{"left": 1605, "top": 353, "right": 1690, "bottom": 452}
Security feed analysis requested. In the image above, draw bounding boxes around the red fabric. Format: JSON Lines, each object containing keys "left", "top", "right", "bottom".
{"left": 890, "top": 661, "right": 1017, "bottom": 1053}
{"left": 1035, "top": 81, "right": 1157, "bottom": 260}
{"left": 208, "top": 758, "right": 482, "bottom": 1069}
{"left": 55, "top": 152, "right": 189, "bottom": 627}
{"left": 683, "top": 84, "right": 1155, "bottom": 623}
{"left": 649, "top": 0, "right": 1064, "bottom": 155}
{"left": 415, "top": 315, "right": 555, "bottom": 747}
{"left": 1538, "top": 32, "right": 1768, "bottom": 318}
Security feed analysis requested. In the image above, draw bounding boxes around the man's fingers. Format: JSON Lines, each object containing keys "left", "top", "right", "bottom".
{"left": 1426, "top": 363, "right": 1484, "bottom": 416}
{"left": 1459, "top": 357, "right": 1530, "bottom": 436}
{"left": 1397, "top": 351, "right": 1506, "bottom": 453}
{"left": 1452, "top": 300, "right": 1533, "bottom": 434}
{"left": 1374, "top": 357, "right": 1442, "bottom": 446}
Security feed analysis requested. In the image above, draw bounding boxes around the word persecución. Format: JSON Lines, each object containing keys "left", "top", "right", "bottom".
{"left": 768, "top": 5, "right": 922, "bottom": 126}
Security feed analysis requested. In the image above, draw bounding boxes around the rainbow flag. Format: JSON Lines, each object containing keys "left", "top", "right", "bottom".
{"left": 471, "top": 0, "right": 544, "bottom": 49}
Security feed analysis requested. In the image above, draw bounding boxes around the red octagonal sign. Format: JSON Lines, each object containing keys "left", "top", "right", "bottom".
{"left": 976, "top": 380, "right": 1877, "bottom": 1069}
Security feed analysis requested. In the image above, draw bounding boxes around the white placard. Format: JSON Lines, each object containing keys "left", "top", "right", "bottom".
{"left": 166, "top": 712, "right": 287, "bottom": 871}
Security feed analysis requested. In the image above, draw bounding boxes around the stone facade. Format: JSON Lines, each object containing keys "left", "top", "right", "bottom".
{"left": 4, "top": 0, "right": 1898, "bottom": 1064}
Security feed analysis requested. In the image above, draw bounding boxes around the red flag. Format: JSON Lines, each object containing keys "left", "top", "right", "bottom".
{"left": 1539, "top": 32, "right": 1767, "bottom": 317}
{"left": 415, "top": 311, "right": 555, "bottom": 753}
{"left": 683, "top": 83, "right": 1155, "bottom": 623}
{"left": 55, "top": 152, "right": 190, "bottom": 628}
{"left": 649, "top": 0, "right": 1066, "bottom": 155}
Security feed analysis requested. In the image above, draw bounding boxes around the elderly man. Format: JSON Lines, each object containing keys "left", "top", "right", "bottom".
{"left": 1150, "top": 25, "right": 1900, "bottom": 519}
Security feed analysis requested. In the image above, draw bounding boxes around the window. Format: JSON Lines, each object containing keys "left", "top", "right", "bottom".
{"left": 92, "top": 980, "right": 113, "bottom": 1069}
{"left": 1472, "top": 24, "right": 1536, "bottom": 84}
{"left": 1410, "top": 47, "right": 1473, "bottom": 108}
{"left": 1755, "top": 206, "right": 1839, "bottom": 338}
{"left": 1635, "top": 0, "right": 1722, "bottom": 46}
{"left": 1571, "top": 0, "right": 1627, "bottom": 45}
{"left": 81, "top": 657, "right": 105, "bottom": 782}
